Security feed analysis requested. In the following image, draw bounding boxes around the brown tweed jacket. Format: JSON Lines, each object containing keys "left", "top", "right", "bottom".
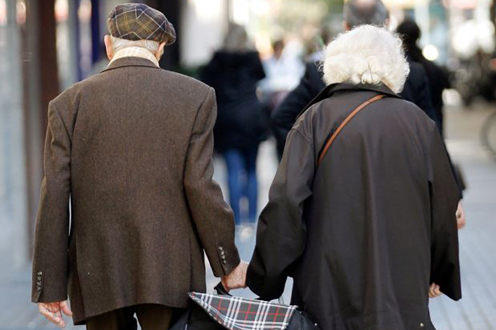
{"left": 31, "top": 57, "right": 240, "bottom": 324}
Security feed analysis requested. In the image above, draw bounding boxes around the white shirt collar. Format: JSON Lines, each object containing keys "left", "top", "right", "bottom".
{"left": 108, "top": 47, "right": 160, "bottom": 68}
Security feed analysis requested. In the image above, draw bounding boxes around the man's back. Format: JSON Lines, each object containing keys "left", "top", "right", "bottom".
{"left": 32, "top": 57, "right": 240, "bottom": 325}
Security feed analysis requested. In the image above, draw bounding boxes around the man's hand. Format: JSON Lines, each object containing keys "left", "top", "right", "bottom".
{"left": 38, "top": 301, "right": 73, "bottom": 328}
{"left": 429, "top": 283, "right": 442, "bottom": 298}
{"left": 221, "top": 261, "right": 249, "bottom": 291}
{"left": 456, "top": 201, "right": 466, "bottom": 229}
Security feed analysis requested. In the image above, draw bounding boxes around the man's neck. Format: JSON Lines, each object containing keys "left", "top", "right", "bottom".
{"left": 109, "top": 47, "right": 160, "bottom": 67}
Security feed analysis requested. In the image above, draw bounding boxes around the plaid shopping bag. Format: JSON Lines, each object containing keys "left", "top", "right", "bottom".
{"left": 169, "top": 284, "right": 320, "bottom": 330}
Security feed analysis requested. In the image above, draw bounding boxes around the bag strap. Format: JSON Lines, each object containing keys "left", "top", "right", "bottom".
{"left": 317, "top": 94, "right": 385, "bottom": 167}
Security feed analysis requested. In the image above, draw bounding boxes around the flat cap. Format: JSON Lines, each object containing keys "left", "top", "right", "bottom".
{"left": 107, "top": 3, "right": 176, "bottom": 45}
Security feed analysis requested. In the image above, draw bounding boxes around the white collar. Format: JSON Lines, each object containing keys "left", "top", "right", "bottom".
{"left": 108, "top": 47, "right": 160, "bottom": 67}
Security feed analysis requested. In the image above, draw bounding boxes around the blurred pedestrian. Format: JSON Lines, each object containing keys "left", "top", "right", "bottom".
{"left": 397, "top": 20, "right": 467, "bottom": 229}
{"left": 32, "top": 4, "right": 245, "bottom": 329}
{"left": 271, "top": 0, "right": 438, "bottom": 158}
{"left": 243, "top": 25, "right": 462, "bottom": 330}
{"left": 201, "top": 24, "right": 268, "bottom": 225}
{"left": 260, "top": 39, "right": 304, "bottom": 112}
{"left": 397, "top": 19, "right": 450, "bottom": 135}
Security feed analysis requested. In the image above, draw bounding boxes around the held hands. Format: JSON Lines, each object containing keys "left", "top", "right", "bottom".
{"left": 38, "top": 300, "right": 73, "bottom": 328}
{"left": 429, "top": 283, "right": 443, "bottom": 298}
{"left": 221, "top": 260, "right": 249, "bottom": 291}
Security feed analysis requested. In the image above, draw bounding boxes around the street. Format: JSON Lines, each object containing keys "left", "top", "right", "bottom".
{"left": 0, "top": 102, "right": 495, "bottom": 329}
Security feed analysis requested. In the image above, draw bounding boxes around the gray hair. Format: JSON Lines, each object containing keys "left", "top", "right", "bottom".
{"left": 344, "top": 0, "right": 389, "bottom": 28}
{"left": 323, "top": 25, "right": 409, "bottom": 93}
{"left": 110, "top": 36, "right": 161, "bottom": 55}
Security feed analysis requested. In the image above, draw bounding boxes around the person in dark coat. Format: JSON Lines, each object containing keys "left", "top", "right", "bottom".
{"left": 271, "top": 0, "right": 439, "bottom": 158}
{"left": 201, "top": 24, "right": 267, "bottom": 224}
{"left": 32, "top": 4, "right": 246, "bottom": 329}
{"left": 245, "top": 25, "right": 461, "bottom": 330}
{"left": 397, "top": 19, "right": 450, "bottom": 136}
{"left": 397, "top": 20, "right": 467, "bottom": 228}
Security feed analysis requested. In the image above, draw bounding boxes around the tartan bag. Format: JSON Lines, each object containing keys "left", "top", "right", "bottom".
{"left": 169, "top": 283, "right": 320, "bottom": 330}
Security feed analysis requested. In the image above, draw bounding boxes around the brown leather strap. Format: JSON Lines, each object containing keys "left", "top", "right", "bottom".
{"left": 317, "top": 94, "right": 385, "bottom": 167}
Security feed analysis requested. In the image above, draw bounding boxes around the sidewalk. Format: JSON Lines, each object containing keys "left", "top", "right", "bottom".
{"left": 0, "top": 103, "right": 495, "bottom": 329}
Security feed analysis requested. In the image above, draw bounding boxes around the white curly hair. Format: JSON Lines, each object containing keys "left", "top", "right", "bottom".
{"left": 322, "top": 25, "right": 409, "bottom": 93}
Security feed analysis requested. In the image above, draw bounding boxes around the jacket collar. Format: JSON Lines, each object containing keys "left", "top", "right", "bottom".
{"left": 101, "top": 56, "right": 161, "bottom": 74}
{"left": 297, "top": 82, "right": 402, "bottom": 119}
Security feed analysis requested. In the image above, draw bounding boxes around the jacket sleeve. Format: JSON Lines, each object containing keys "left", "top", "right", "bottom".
{"left": 184, "top": 88, "right": 240, "bottom": 277}
{"left": 247, "top": 128, "right": 314, "bottom": 299}
{"left": 270, "top": 62, "right": 323, "bottom": 154}
{"left": 32, "top": 101, "right": 72, "bottom": 303}
{"left": 428, "top": 127, "right": 462, "bottom": 301}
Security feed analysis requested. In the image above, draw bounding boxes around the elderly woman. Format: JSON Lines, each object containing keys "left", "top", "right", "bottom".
{"left": 245, "top": 26, "right": 461, "bottom": 330}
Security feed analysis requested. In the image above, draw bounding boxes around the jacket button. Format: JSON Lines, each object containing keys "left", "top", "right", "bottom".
{"left": 37, "top": 271, "right": 43, "bottom": 276}
{"left": 222, "top": 260, "right": 227, "bottom": 265}
{"left": 36, "top": 287, "right": 41, "bottom": 291}
{"left": 420, "top": 323, "right": 424, "bottom": 328}
{"left": 218, "top": 247, "right": 224, "bottom": 251}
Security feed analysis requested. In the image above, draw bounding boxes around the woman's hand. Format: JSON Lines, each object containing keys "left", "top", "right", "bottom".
{"left": 429, "top": 283, "right": 442, "bottom": 298}
{"left": 456, "top": 201, "right": 466, "bottom": 229}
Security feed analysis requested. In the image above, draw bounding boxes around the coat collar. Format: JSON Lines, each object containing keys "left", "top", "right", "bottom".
{"left": 297, "top": 82, "right": 402, "bottom": 119}
{"left": 101, "top": 56, "right": 161, "bottom": 74}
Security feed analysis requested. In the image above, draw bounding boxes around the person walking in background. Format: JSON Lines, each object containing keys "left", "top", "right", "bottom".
{"left": 259, "top": 39, "right": 304, "bottom": 113}
{"left": 32, "top": 4, "right": 246, "bottom": 329}
{"left": 201, "top": 24, "right": 268, "bottom": 225}
{"left": 397, "top": 19, "right": 467, "bottom": 228}
{"left": 397, "top": 19, "right": 450, "bottom": 136}
{"left": 242, "top": 25, "right": 462, "bottom": 330}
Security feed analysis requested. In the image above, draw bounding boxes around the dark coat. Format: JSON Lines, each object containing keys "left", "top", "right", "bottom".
{"left": 271, "top": 60, "right": 439, "bottom": 155}
{"left": 31, "top": 57, "right": 240, "bottom": 324}
{"left": 405, "top": 45, "right": 450, "bottom": 135}
{"left": 247, "top": 83, "right": 461, "bottom": 330}
{"left": 201, "top": 51, "right": 267, "bottom": 152}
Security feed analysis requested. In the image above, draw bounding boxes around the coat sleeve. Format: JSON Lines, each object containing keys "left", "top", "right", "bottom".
{"left": 247, "top": 128, "right": 314, "bottom": 299}
{"left": 183, "top": 88, "right": 240, "bottom": 277}
{"left": 428, "top": 127, "right": 462, "bottom": 300}
{"left": 32, "top": 101, "right": 72, "bottom": 303}
{"left": 270, "top": 62, "right": 323, "bottom": 154}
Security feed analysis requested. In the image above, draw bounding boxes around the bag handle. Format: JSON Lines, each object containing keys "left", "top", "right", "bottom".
{"left": 317, "top": 94, "right": 385, "bottom": 167}
{"left": 214, "top": 282, "right": 231, "bottom": 296}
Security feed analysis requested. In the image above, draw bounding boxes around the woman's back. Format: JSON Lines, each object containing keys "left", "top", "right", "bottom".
{"left": 247, "top": 83, "right": 461, "bottom": 330}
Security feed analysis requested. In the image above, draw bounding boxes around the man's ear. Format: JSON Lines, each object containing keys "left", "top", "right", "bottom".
{"left": 104, "top": 35, "right": 113, "bottom": 60}
{"left": 344, "top": 22, "right": 351, "bottom": 31}
{"left": 155, "top": 42, "right": 166, "bottom": 61}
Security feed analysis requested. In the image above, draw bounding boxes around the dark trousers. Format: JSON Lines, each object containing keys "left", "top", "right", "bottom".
{"left": 86, "top": 304, "right": 173, "bottom": 330}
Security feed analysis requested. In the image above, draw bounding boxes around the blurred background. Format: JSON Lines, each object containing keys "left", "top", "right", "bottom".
{"left": 1, "top": 0, "right": 496, "bottom": 329}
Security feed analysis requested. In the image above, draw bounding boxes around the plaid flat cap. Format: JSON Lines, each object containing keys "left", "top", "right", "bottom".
{"left": 108, "top": 3, "right": 176, "bottom": 45}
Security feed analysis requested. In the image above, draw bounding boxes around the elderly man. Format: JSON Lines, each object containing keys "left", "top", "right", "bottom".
{"left": 32, "top": 3, "right": 246, "bottom": 329}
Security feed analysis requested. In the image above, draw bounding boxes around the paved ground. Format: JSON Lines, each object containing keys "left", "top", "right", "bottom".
{"left": 0, "top": 102, "right": 495, "bottom": 329}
